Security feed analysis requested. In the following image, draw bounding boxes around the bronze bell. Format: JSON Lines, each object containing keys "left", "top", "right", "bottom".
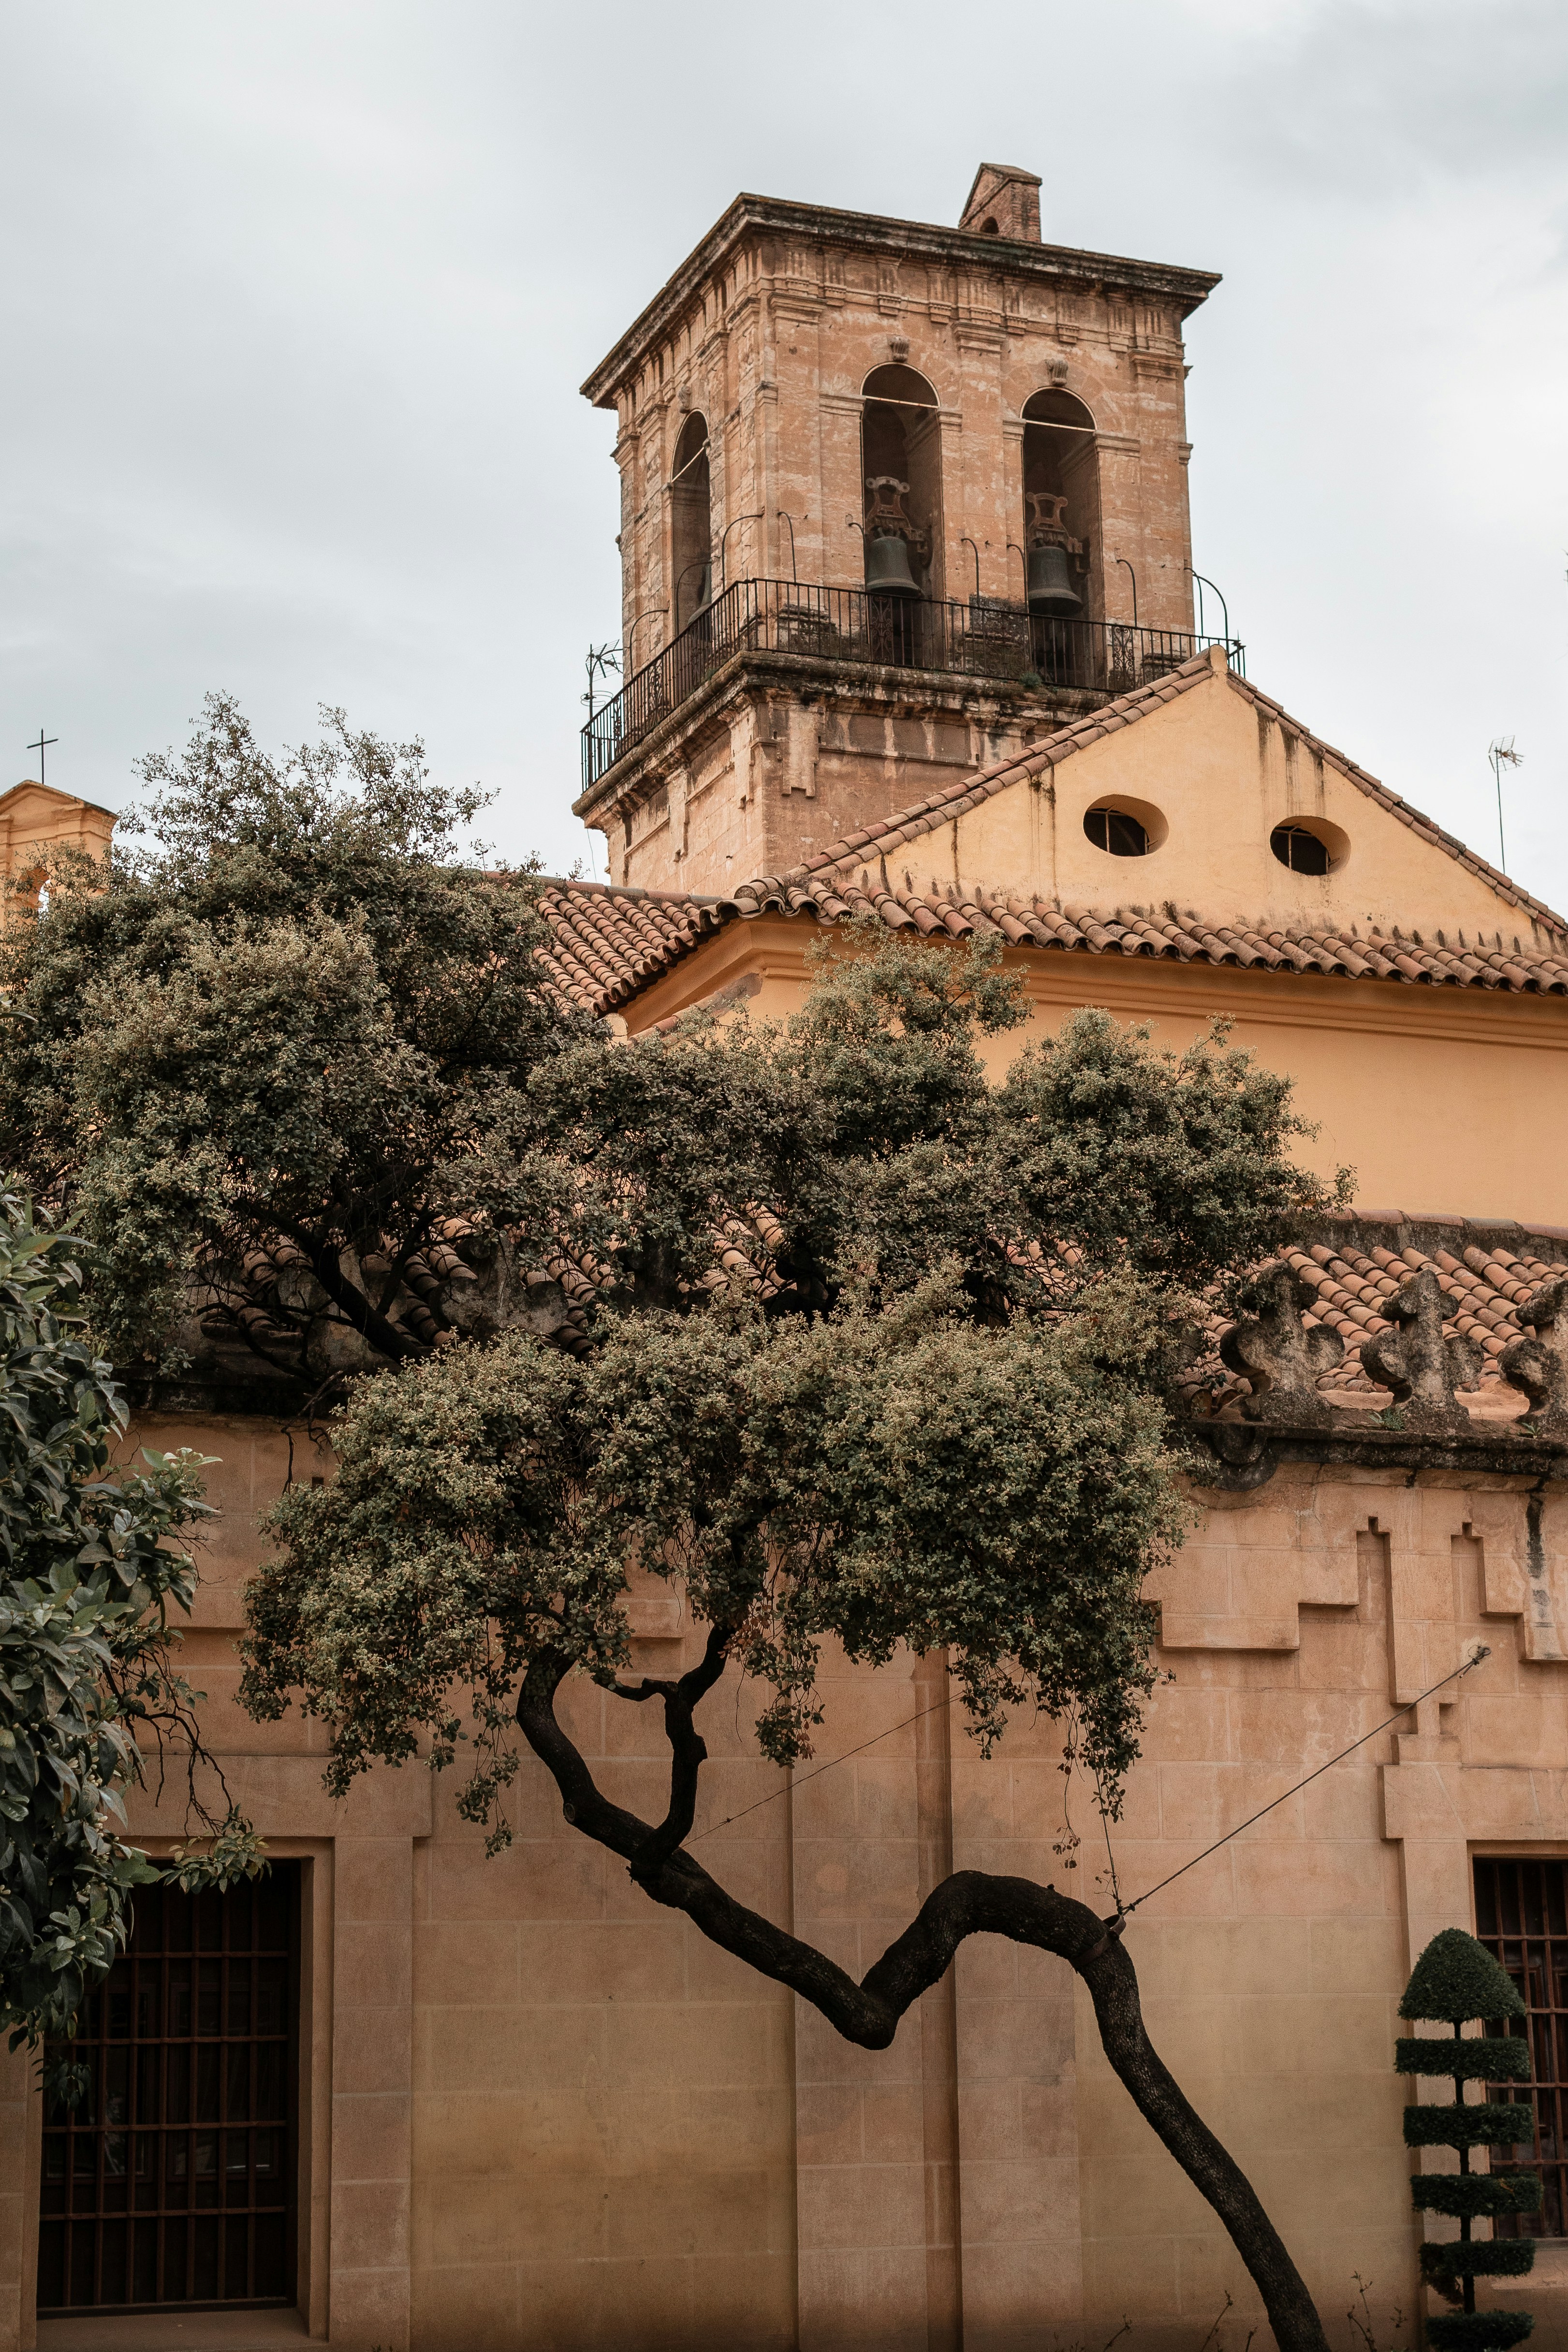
{"left": 865, "top": 533, "right": 922, "bottom": 598}
{"left": 1027, "top": 542, "right": 1082, "bottom": 617}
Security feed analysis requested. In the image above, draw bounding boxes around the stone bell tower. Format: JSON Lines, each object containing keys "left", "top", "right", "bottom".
{"left": 575, "top": 165, "right": 1225, "bottom": 895}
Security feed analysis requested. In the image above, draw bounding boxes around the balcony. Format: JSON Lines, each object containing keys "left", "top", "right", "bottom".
{"left": 580, "top": 576, "right": 1245, "bottom": 794}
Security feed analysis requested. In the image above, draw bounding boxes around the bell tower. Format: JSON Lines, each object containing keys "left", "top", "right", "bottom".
{"left": 576, "top": 165, "right": 1226, "bottom": 895}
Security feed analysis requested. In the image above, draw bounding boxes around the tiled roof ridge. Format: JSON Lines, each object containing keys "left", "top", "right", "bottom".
{"left": 540, "top": 869, "right": 1568, "bottom": 1018}
{"left": 725, "top": 652, "right": 1568, "bottom": 940}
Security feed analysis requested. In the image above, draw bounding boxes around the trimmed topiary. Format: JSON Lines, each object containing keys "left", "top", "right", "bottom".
{"left": 1400, "top": 1929, "right": 1538, "bottom": 2352}
{"left": 1401, "top": 1930, "right": 1525, "bottom": 2029}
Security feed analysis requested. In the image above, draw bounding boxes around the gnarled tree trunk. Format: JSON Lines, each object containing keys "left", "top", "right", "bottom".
{"left": 517, "top": 1638, "right": 1329, "bottom": 2352}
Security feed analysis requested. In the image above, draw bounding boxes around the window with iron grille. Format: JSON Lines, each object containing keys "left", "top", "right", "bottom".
{"left": 38, "top": 1865, "right": 299, "bottom": 2313}
{"left": 1474, "top": 1856, "right": 1568, "bottom": 2235}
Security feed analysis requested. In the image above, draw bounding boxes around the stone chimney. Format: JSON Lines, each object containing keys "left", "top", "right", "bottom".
{"left": 958, "top": 162, "right": 1042, "bottom": 243}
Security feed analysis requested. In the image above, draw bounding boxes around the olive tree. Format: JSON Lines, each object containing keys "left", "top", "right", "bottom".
{"left": 238, "top": 915, "right": 1344, "bottom": 2352}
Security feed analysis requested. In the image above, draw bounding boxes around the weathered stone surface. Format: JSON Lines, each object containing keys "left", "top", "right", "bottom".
{"left": 579, "top": 179, "right": 1212, "bottom": 895}
{"left": 1219, "top": 1264, "right": 1346, "bottom": 1427}
{"left": 1361, "top": 1268, "right": 1483, "bottom": 1436}
{"left": 1501, "top": 1273, "right": 1568, "bottom": 1434}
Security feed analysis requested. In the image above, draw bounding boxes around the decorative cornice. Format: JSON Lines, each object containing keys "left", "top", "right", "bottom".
{"left": 581, "top": 194, "right": 1222, "bottom": 410}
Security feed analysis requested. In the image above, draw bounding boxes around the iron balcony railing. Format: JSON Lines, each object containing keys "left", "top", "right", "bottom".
{"left": 580, "top": 576, "right": 1244, "bottom": 793}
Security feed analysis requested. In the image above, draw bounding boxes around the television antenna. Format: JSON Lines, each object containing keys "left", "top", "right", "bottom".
{"left": 1487, "top": 737, "right": 1523, "bottom": 873}
{"left": 583, "top": 643, "right": 620, "bottom": 723}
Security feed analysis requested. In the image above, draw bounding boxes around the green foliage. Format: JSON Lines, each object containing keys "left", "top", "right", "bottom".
{"left": 240, "top": 915, "right": 1339, "bottom": 1831}
{"left": 1403, "top": 2104, "right": 1534, "bottom": 2150}
{"left": 1396, "top": 2038, "right": 1531, "bottom": 2081}
{"left": 1398, "top": 1931, "right": 1537, "bottom": 2339}
{"left": 991, "top": 1001, "right": 1348, "bottom": 1303}
{"left": 1401, "top": 1930, "right": 1525, "bottom": 2025}
{"left": 0, "top": 1192, "right": 215, "bottom": 2043}
{"left": 1422, "top": 2245, "right": 1538, "bottom": 2289}
{"left": 1426, "top": 2313, "right": 1534, "bottom": 2352}
{"left": 0, "top": 696, "right": 593, "bottom": 1376}
{"left": 538, "top": 928, "right": 1340, "bottom": 1327}
{"left": 166, "top": 1809, "right": 270, "bottom": 1895}
{"left": 240, "top": 1276, "right": 1187, "bottom": 1808}
{"left": 1412, "top": 2176, "right": 1544, "bottom": 2222}
{"left": 19, "top": 697, "right": 1340, "bottom": 1863}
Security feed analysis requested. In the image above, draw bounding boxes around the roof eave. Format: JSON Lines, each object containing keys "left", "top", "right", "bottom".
{"left": 580, "top": 191, "right": 1222, "bottom": 410}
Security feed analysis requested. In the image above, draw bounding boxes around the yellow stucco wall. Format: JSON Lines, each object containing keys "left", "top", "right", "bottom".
{"left": 623, "top": 918, "right": 1568, "bottom": 1228}
{"left": 0, "top": 781, "right": 114, "bottom": 904}
{"left": 946, "top": 658, "right": 1557, "bottom": 951}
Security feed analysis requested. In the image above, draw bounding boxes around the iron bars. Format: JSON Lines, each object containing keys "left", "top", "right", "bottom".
{"left": 580, "top": 578, "right": 1244, "bottom": 794}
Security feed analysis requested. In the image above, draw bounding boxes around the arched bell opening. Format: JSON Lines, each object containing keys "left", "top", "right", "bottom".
{"left": 860, "top": 366, "right": 942, "bottom": 613}
{"left": 671, "top": 413, "right": 712, "bottom": 634}
{"left": 1021, "top": 389, "right": 1099, "bottom": 670}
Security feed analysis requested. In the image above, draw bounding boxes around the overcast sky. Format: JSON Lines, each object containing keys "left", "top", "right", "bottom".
{"left": 3, "top": 1, "right": 1565, "bottom": 907}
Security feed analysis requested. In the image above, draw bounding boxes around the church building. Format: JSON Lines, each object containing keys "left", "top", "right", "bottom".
{"left": 9, "top": 166, "right": 1568, "bottom": 2352}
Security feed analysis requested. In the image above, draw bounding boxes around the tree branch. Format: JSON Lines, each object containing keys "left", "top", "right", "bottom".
{"left": 516, "top": 1652, "right": 1329, "bottom": 2352}
{"left": 609, "top": 1620, "right": 734, "bottom": 1885}
{"left": 300, "top": 1236, "right": 417, "bottom": 1359}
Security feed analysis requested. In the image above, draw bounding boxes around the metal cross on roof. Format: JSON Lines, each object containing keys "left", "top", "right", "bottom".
{"left": 26, "top": 729, "right": 57, "bottom": 788}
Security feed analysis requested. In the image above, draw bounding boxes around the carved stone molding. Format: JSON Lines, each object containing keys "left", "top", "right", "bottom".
{"left": 1218, "top": 1264, "right": 1346, "bottom": 1427}
{"left": 1360, "top": 1268, "right": 1483, "bottom": 1435}
{"left": 1501, "top": 1274, "right": 1568, "bottom": 1434}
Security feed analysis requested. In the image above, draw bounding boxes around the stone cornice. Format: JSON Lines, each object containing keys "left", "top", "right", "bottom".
{"left": 581, "top": 193, "right": 1222, "bottom": 410}
{"left": 1188, "top": 1414, "right": 1568, "bottom": 1495}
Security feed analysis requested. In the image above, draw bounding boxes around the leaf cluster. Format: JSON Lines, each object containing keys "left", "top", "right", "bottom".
{"left": 0, "top": 695, "right": 595, "bottom": 1378}
{"left": 238, "top": 925, "right": 1334, "bottom": 1833}
{"left": 0, "top": 1193, "right": 214, "bottom": 2042}
{"left": 539, "top": 918, "right": 1338, "bottom": 1331}
{"left": 240, "top": 1269, "right": 1187, "bottom": 1823}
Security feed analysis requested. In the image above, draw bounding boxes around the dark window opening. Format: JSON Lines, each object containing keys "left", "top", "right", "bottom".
{"left": 861, "top": 365, "right": 941, "bottom": 602}
{"left": 671, "top": 413, "right": 712, "bottom": 632}
{"left": 39, "top": 1867, "right": 300, "bottom": 2313}
{"left": 1475, "top": 1855, "right": 1568, "bottom": 2236}
{"left": 1022, "top": 388, "right": 1095, "bottom": 628}
{"left": 1084, "top": 807, "right": 1150, "bottom": 858}
{"left": 1271, "top": 823, "right": 1331, "bottom": 876}
{"left": 979, "top": 217, "right": 999, "bottom": 235}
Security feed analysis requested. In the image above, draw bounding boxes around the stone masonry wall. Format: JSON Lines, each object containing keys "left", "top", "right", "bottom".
{"left": 16, "top": 1434, "right": 1568, "bottom": 2352}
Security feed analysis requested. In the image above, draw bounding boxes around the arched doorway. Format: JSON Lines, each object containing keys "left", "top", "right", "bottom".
{"left": 670, "top": 413, "right": 712, "bottom": 632}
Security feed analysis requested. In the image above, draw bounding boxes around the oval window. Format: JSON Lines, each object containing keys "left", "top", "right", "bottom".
{"left": 1271, "top": 823, "right": 1331, "bottom": 875}
{"left": 1084, "top": 807, "right": 1150, "bottom": 857}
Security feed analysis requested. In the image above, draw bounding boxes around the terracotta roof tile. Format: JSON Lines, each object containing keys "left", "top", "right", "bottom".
{"left": 540, "top": 660, "right": 1568, "bottom": 1016}
{"left": 540, "top": 869, "right": 1568, "bottom": 1021}
{"left": 537, "top": 879, "right": 728, "bottom": 1012}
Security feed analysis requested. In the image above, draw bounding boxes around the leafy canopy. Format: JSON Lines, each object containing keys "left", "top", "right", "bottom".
{"left": 0, "top": 1193, "right": 216, "bottom": 2043}
{"left": 1400, "top": 1926, "right": 1525, "bottom": 2026}
{"left": 0, "top": 692, "right": 1341, "bottom": 1850}
{"left": 0, "top": 694, "right": 594, "bottom": 1381}
{"left": 240, "top": 894, "right": 1341, "bottom": 1838}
